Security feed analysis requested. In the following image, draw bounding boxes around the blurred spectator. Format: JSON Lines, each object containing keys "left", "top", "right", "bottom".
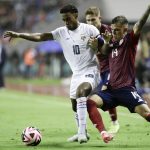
{"left": 136, "top": 32, "right": 150, "bottom": 87}
{"left": 9, "top": 50, "right": 20, "bottom": 76}
{"left": 0, "top": 0, "right": 149, "bottom": 84}
{"left": 23, "top": 48, "right": 36, "bottom": 78}
{"left": 0, "top": 38, "right": 7, "bottom": 88}
{"left": 36, "top": 53, "right": 46, "bottom": 78}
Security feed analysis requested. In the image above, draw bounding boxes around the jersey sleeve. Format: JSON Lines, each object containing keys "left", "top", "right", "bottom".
{"left": 129, "top": 30, "right": 140, "bottom": 49}
{"left": 51, "top": 28, "right": 61, "bottom": 40}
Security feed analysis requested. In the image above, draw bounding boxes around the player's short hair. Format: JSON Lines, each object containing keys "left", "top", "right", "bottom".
{"left": 112, "top": 16, "right": 128, "bottom": 25}
{"left": 60, "top": 4, "right": 78, "bottom": 14}
{"left": 85, "top": 7, "right": 100, "bottom": 17}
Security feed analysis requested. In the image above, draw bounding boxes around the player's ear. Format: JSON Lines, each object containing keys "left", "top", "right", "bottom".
{"left": 99, "top": 16, "right": 102, "bottom": 22}
{"left": 74, "top": 13, "right": 78, "bottom": 18}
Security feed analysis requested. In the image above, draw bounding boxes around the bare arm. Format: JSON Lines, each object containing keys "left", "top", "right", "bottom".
{"left": 88, "top": 37, "right": 99, "bottom": 53}
{"left": 3, "top": 31, "right": 54, "bottom": 42}
{"left": 133, "top": 5, "right": 150, "bottom": 35}
{"left": 100, "top": 31, "right": 112, "bottom": 55}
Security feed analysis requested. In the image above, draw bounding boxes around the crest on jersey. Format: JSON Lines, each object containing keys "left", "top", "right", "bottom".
{"left": 81, "top": 35, "right": 86, "bottom": 41}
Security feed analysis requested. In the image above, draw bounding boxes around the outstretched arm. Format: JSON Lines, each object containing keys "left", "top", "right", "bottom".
{"left": 133, "top": 5, "right": 150, "bottom": 35}
{"left": 3, "top": 31, "right": 54, "bottom": 42}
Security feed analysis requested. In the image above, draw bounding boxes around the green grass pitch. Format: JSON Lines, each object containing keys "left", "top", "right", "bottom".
{"left": 0, "top": 89, "right": 150, "bottom": 150}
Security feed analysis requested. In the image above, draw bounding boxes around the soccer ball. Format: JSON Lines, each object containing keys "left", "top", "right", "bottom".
{"left": 21, "top": 126, "right": 42, "bottom": 146}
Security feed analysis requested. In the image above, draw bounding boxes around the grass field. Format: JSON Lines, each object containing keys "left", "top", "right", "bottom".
{"left": 5, "top": 77, "right": 62, "bottom": 86}
{"left": 0, "top": 89, "right": 150, "bottom": 150}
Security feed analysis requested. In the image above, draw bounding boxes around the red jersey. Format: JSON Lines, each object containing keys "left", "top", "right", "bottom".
{"left": 96, "top": 24, "right": 111, "bottom": 73}
{"left": 108, "top": 30, "right": 140, "bottom": 89}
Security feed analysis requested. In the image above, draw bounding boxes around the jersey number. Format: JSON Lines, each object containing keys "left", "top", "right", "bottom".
{"left": 73, "top": 45, "right": 80, "bottom": 55}
{"left": 112, "top": 49, "right": 118, "bottom": 58}
{"left": 131, "top": 91, "right": 143, "bottom": 102}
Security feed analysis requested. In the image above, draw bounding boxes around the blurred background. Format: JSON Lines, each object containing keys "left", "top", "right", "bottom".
{"left": 0, "top": 0, "right": 150, "bottom": 95}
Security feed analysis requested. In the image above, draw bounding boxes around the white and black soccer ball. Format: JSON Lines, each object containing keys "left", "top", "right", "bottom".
{"left": 21, "top": 126, "right": 42, "bottom": 146}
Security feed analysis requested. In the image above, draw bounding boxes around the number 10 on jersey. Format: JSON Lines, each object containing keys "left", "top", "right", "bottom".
{"left": 73, "top": 45, "right": 80, "bottom": 55}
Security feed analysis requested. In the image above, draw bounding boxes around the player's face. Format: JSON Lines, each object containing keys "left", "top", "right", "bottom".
{"left": 61, "top": 13, "right": 78, "bottom": 30}
{"left": 86, "top": 14, "right": 101, "bottom": 28}
{"left": 111, "top": 23, "right": 128, "bottom": 41}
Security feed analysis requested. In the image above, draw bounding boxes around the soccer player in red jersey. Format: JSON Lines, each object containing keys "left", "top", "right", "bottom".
{"left": 86, "top": 5, "right": 150, "bottom": 140}
{"left": 85, "top": 7, "right": 120, "bottom": 134}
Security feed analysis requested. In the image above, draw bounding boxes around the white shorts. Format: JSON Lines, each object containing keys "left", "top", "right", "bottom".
{"left": 70, "top": 66, "right": 100, "bottom": 99}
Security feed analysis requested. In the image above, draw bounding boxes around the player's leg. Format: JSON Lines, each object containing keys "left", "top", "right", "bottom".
{"left": 75, "top": 67, "right": 100, "bottom": 143}
{"left": 76, "top": 82, "right": 92, "bottom": 143}
{"left": 107, "top": 108, "right": 120, "bottom": 134}
{"left": 87, "top": 92, "right": 114, "bottom": 143}
{"left": 67, "top": 99, "right": 78, "bottom": 142}
{"left": 100, "top": 71, "right": 120, "bottom": 134}
{"left": 134, "top": 103, "right": 150, "bottom": 121}
{"left": 67, "top": 98, "right": 90, "bottom": 142}
{"left": 116, "top": 87, "right": 150, "bottom": 122}
{"left": 68, "top": 67, "right": 100, "bottom": 144}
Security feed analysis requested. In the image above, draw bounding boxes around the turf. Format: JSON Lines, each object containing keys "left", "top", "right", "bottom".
{"left": 5, "top": 77, "right": 62, "bottom": 86}
{"left": 0, "top": 89, "right": 150, "bottom": 150}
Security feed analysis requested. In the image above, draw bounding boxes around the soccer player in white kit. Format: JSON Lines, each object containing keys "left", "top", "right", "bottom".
{"left": 4, "top": 4, "right": 111, "bottom": 143}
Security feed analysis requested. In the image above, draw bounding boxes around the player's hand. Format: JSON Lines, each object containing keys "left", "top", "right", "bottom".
{"left": 102, "top": 30, "right": 112, "bottom": 44}
{"left": 88, "top": 37, "right": 98, "bottom": 52}
{"left": 3, "top": 31, "right": 20, "bottom": 39}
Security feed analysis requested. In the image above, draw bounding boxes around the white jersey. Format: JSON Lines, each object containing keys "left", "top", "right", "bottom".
{"left": 51, "top": 23, "right": 100, "bottom": 73}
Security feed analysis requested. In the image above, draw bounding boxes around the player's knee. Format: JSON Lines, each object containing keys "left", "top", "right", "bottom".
{"left": 76, "top": 86, "right": 92, "bottom": 97}
{"left": 145, "top": 113, "right": 150, "bottom": 122}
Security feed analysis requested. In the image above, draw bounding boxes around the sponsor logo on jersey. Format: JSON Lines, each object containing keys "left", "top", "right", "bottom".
{"left": 85, "top": 74, "right": 94, "bottom": 78}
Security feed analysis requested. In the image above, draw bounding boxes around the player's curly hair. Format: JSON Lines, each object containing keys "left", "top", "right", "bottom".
{"left": 112, "top": 16, "right": 128, "bottom": 25}
{"left": 60, "top": 4, "right": 78, "bottom": 14}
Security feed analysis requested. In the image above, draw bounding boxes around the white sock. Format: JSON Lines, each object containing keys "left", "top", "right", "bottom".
{"left": 75, "top": 112, "right": 88, "bottom": 134}
{"left": 112, "top": 120, "right": 119, "bottom": 125}
{"left": 75, "top": 112, "right": 79, "bottom": 128}
{"left": 77, "top": 97, "right": 87, "bottom": 135}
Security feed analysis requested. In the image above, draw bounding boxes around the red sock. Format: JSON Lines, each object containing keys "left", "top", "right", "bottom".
{"left": 108, "top": 108, "right": 117, "bottom": 121}
{"left": 87, "top": 99, "right": 106, "bottom": 133}
{"left": 145, "top": 113, "right": 150, "bottom": 122}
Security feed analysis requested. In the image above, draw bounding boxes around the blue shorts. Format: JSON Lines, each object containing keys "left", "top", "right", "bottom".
{"left": 99, "top": 70, "right": 110, "bottom": 90}
{"left": 93, "top": 86, "right": 146, "bottom": 113}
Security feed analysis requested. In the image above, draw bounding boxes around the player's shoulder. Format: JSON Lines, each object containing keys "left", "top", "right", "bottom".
{"left": 52, "top": 26, "right": 68, "bottom": 36}
{"left": 125, "top": 30, "right": 135, "bottom": 40}
{"left": 80, "top": 23, "right": 99, "bottom": 34}
{"left": 80, "top": 23, "right": 97, "bottom": 29}
{"left": 55, "top": 26, "right": 67, "bottom": 31}
{"left": 125, "top": 30, "right": 140, "bottom": 43}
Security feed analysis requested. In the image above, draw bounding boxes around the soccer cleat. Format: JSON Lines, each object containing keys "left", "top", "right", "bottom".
{"left": 67, "top": 133, "right": 90, "bottom": 142}
{"left": 101, "top": 131, "right": 113, "bottom": 143}
{"left": 78, "top": 134, "right": 87, "bottom": 144}
{"left": 67, "top": 134, "right": 78, "bottom": 142}
{"left": 108, "top": 121, "right": 120, "bottom": 134}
